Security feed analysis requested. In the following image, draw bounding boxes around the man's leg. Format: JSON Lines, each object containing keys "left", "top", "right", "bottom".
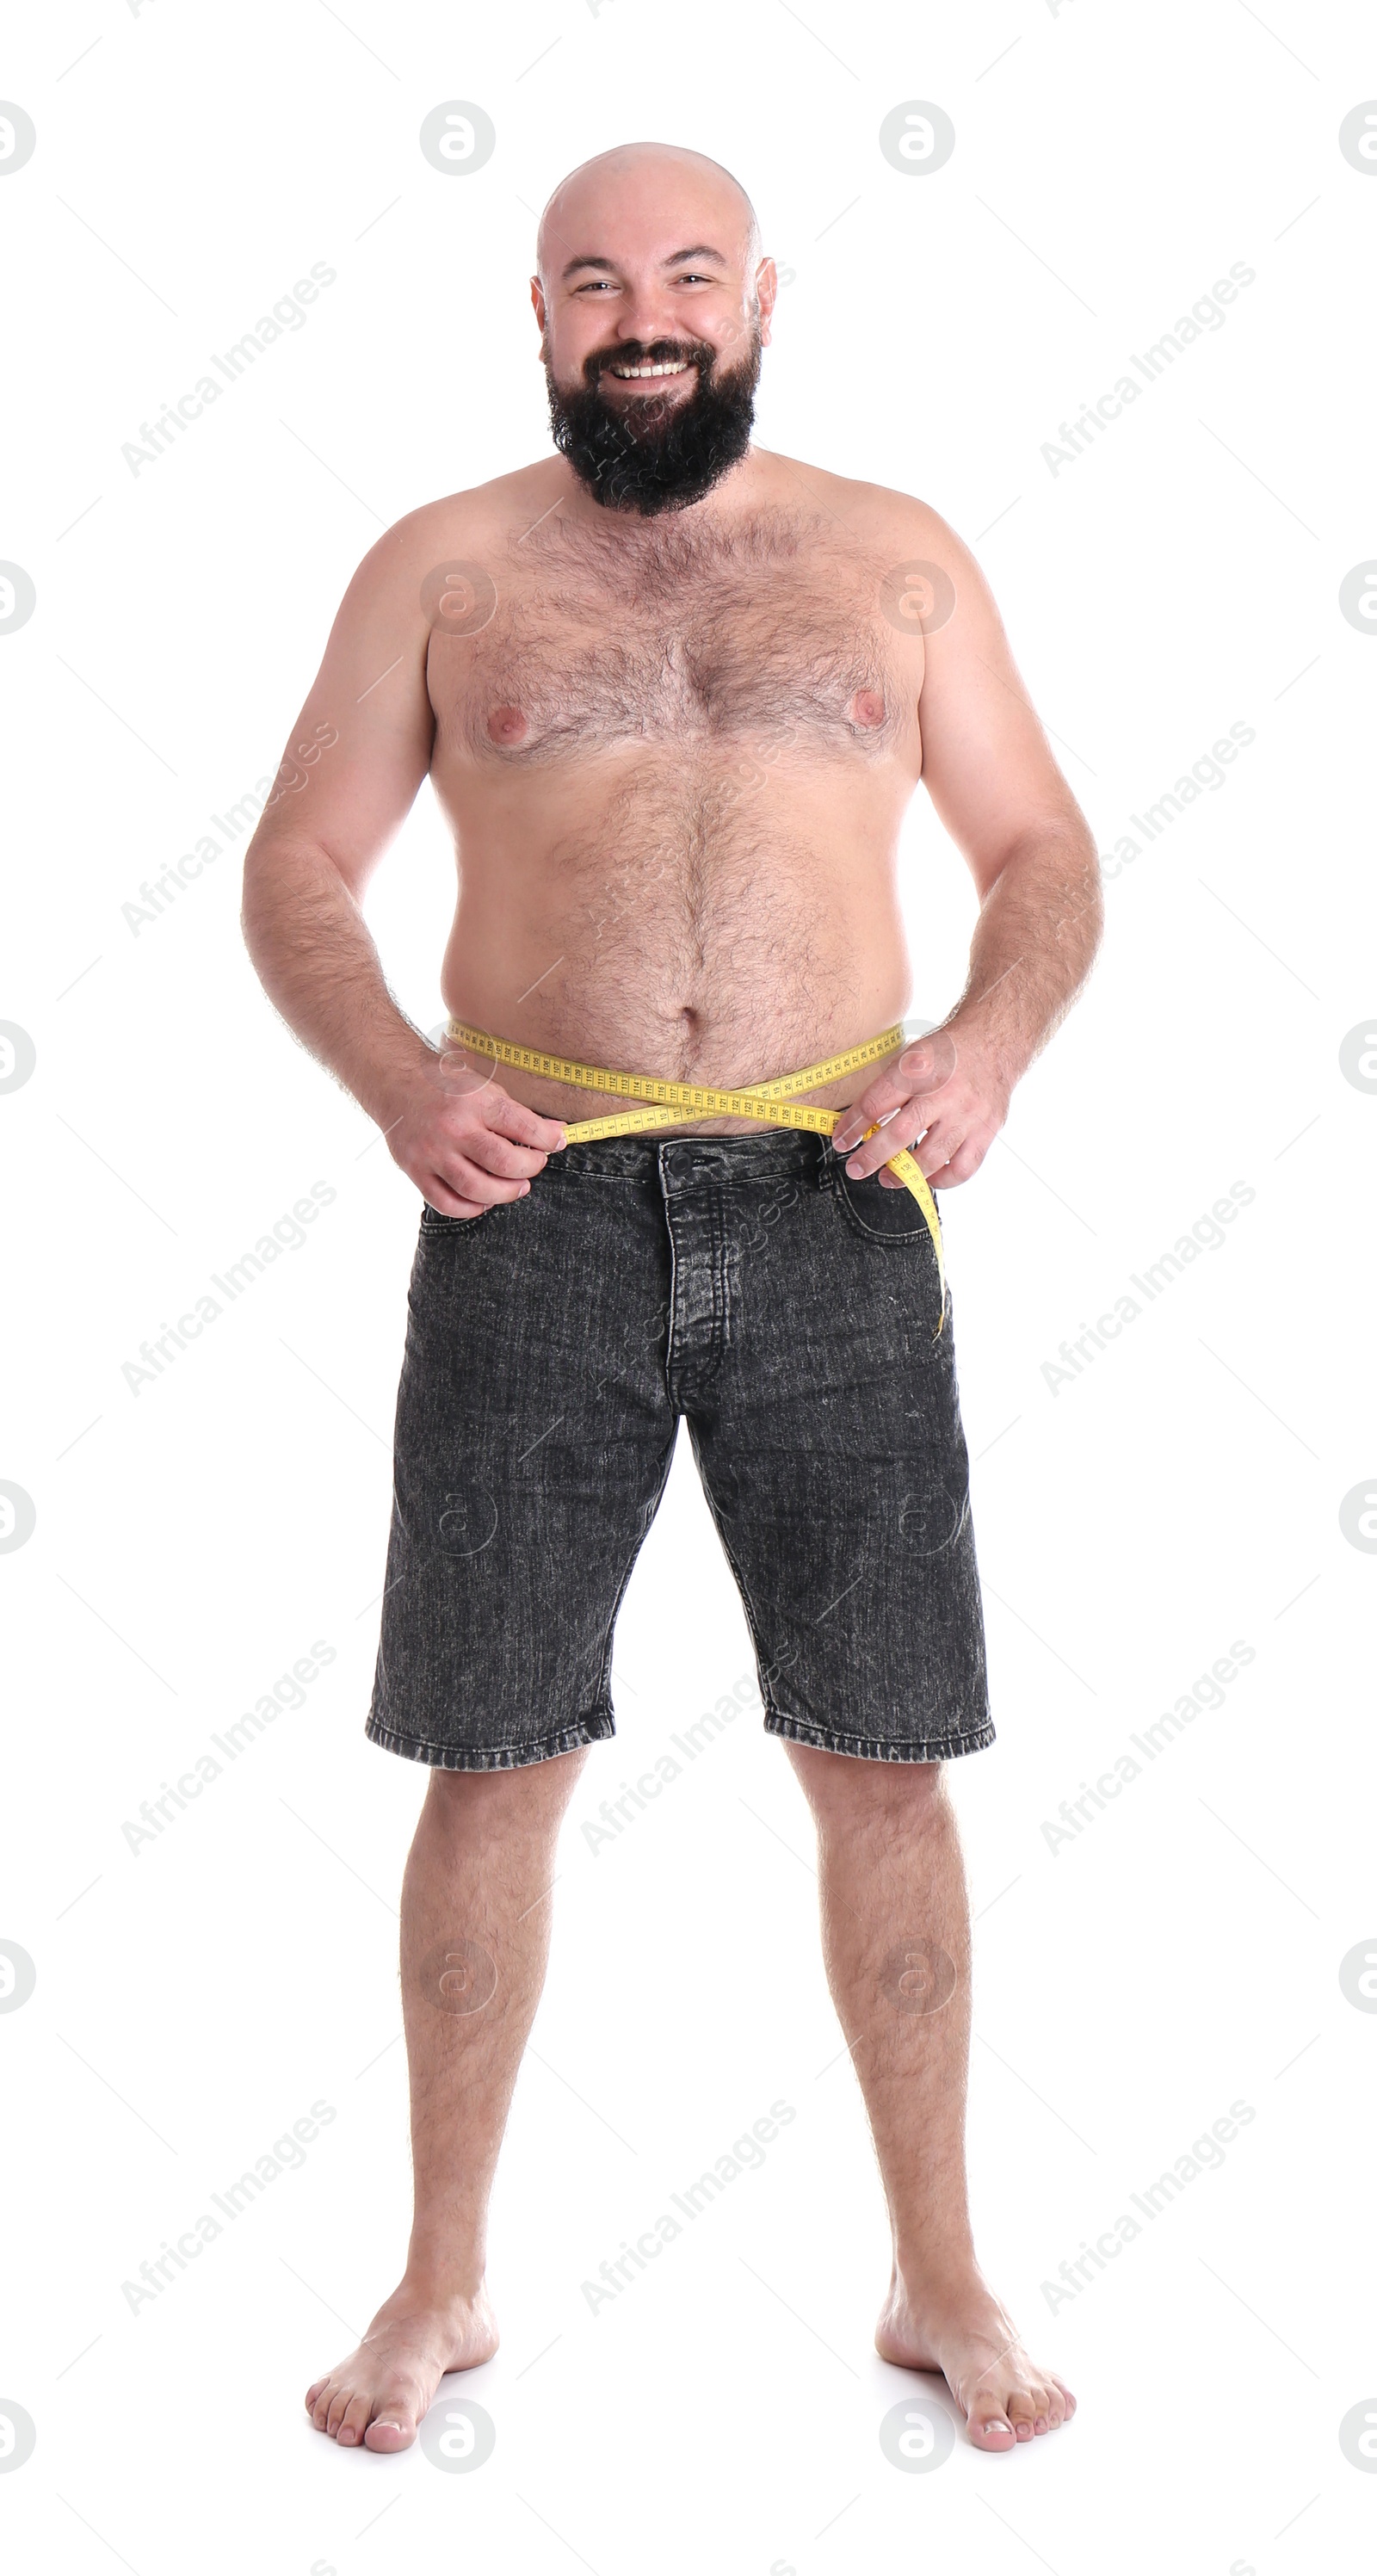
{"left": 783, "top": 1743, "right": 1076, "bottom": 2452}
{"left": 306, "top": 1747, "right": 589, "bottom": 2450}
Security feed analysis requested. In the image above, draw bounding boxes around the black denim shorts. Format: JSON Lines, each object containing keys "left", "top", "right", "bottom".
{"left": 366, "top": 1129, "right": 994, "bottom": 1771}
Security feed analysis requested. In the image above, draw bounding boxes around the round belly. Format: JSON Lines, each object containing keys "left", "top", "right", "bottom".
{"left": 439, "top": 748, "right": 913, "bottom": 1134}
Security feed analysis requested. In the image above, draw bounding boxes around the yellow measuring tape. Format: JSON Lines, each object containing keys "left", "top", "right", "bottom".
{"left": 446, "top": 1017, "right": 948, "bottom": 1335}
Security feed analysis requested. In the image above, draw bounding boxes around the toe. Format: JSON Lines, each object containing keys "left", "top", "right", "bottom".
{"left": 324, "top": 2386, "right": 355, "bottom": 2439}
{"left": 309, "top": 2378, "right": 340, "bottom": 2431}
{"left": 365, "top": 2405, "right": 415, "bottom": 2453}
{"left": 337, "top": 2394, "right": 373, "bottom": 2449}
{"left": 968, "top": 2411, "right": 1016, "bottom": 2449}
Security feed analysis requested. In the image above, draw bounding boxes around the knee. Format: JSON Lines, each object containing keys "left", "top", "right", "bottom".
{"left": 786, "top": 1741, "right": 945, "bottom": 1826}
{"left": 423, "top": 1743, "right": 590, "bottom": 1824}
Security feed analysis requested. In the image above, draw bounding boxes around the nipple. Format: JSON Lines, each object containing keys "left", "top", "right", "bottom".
{"left": 486, "top": 704, "right": 528, "bottom": 745}
{"left": 852, "top": 689, "right": 886, "bottom": 729}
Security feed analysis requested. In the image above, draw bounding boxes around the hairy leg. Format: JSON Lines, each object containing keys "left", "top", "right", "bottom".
{"left": 306, "top": 1745, "right": 589, "bottom": 2449}
{"left": 783, "top": 1744, "right": 1075, "bottom": 2451}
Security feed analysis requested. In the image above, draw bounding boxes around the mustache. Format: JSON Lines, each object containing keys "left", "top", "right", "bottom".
{"left": 546, "top": 315, "right": 762, "bottom": 516}
{"left": 583, "top": 337, "right": 719, "bottom": 386}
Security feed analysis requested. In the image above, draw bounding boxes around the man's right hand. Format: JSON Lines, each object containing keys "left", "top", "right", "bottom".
{"left": 383, "top": 1047, "right": 568, "bottom": 1220}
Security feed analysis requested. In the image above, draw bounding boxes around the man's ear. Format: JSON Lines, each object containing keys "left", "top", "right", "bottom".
{"left": 755, "top": 257, "right": 778, "bottom": 349}
{"left": 530, "top": 275, "right": 547, "bottom": 338}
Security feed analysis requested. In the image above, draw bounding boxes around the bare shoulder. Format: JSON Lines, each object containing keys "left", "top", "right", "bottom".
{"left": 379, "top": 463, "right": 565, "bottom": 566}
{"left": 335, "top": 461, "right": 564, "bottom": 621}
{"left": 763, "top": 454, "right": 982, "bottom": 581}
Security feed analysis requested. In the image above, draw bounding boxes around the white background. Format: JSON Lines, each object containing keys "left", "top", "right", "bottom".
{"left": 2, "top": 2, "right": 1374, "bottom": 2569}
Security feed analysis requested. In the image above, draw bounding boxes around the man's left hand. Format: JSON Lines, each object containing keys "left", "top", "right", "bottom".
{"left": 831, "top": 1027, "right": 1010, "bottom": 1189}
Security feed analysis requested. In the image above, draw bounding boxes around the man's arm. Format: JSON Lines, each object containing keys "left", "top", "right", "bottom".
{"left": 835, "top": 509, "right": 1102, "bottom": 1187}
{"left": 239, "top": 511, "right": 565, "bottom": 1216}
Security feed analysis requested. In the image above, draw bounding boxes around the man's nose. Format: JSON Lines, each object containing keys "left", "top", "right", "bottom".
{"left": 610, "top": 289, "right": 680, "bottom": 348}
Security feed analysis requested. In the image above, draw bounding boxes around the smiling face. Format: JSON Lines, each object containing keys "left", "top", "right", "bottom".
{"left": 532, "top": 144, "right": 775, "bottom": 516}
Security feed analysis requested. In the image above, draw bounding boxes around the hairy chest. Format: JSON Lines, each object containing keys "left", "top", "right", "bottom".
{"left": 429, "top": 516, "right": 917, "bottom": 770}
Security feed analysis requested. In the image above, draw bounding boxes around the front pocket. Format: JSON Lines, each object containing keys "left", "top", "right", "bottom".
{"left": 830, "top": 1154, "right": 942, "bottom": 1246}
{"left": 827, "top": 1156, "right": 952, "bottom": 1350}
{"left": 420, "top": 1205, "right": 489, "bottom": 1233}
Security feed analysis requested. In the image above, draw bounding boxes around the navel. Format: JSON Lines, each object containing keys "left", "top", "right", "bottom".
{"left": 851, "top": 689, "right": 886, "bottom": 729}
{"left": 486, "top": 704, "right": 528, "bottom": 745}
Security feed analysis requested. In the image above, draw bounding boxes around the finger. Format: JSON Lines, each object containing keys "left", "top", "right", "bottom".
{"left": 448, "top": 1127, "right": 554, "bottom": 1183}
{"left": 833, "top": 1035, "right": 959, "bottom": 1146}
{"left": 423, "top": 1177, "right": 491, "bottom": 1220}
{"left": 834, "top": 1029, "right": 962, "bottom": 1147}
{"left": 911, "top": 1127, "right": 969, "bottom": 1183}
{"left": 920, "top": 1134, "right": 987, "bottom": 1189}
{"left": 479, "top": 1090, "right": 568, "bottom": 1152}
{"left": 832, "top": 1086, "right": 905, "bottom": 1152}
{"left": 837, "top": 1104, "right": 935, "bottom": 1180}
{"left": 439, "top": 1153, "right": 534, "bottom": 1207}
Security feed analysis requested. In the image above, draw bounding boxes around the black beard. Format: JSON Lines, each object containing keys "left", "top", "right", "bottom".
{"left": 544, "top": 330, "right": 761, "bottom": 517}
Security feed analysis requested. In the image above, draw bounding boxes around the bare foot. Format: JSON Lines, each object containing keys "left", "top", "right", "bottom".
{"left": 306, "top": 2277, "right": 498, "bottom": 2451}
{"left": 876, "top": 2264, "right": 1076, "bottom": 2453}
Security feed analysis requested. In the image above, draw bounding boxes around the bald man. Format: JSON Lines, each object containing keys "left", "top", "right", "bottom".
{"left": 243, "top": 141, "right": 1100, "bottom": 2456}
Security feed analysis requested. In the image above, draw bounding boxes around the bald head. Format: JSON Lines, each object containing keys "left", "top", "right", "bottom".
{"left": 530, "top": 140, "right": 775, "bottom": 516}
{"left": 536, "top": 141, "right": 762, "bottom": 287}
